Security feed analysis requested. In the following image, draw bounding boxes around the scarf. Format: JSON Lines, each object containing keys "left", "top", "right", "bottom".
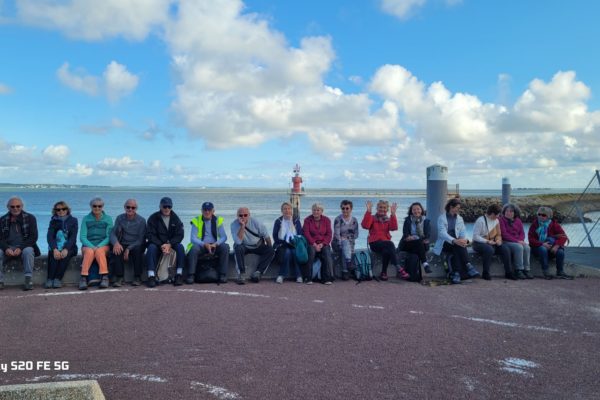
{"left": 411, "top": 215, "right": 424, "bottom": 238}
{"left": 536, "top": 218, "right": 550, "bottom": 242}
{"left": 375, "top": 213, "right": 390, "bottom": 223}
{"left": 279, "top": 217, "right": 296, "bottom": 243}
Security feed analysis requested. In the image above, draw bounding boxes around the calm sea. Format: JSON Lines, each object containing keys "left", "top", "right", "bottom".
{"left": 1, "top": 187, "right": 596, "bottom": 252}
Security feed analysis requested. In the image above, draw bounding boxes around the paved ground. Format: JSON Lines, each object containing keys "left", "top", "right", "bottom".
{"left": 1, "top": 276, "right": 599, "bottom": 400}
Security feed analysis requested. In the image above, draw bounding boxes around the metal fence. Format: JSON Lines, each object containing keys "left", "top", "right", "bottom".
{"left": 562, "top": 170, "right": 600, "bottom": 247}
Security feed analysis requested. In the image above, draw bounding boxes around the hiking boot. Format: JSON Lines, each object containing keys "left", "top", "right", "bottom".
{"left": 218, "top": 275, "right": 228, "bottom": 284}
{"left": 342, "top": 271, "right": 350, "bottom": 281}
{"left": 380, "top": 272, "right": 388, "bottom": 281}
{"left": 482, "top": 271, "right": 491, "bottom": 281}
{"left": 112, "top": 276, "right": 123, "bottom": 288}
{"left": 53, "top": 279, "right": 62, "bottom": 288}
{"left": 467, "top": 265, "right": 480, "bottom": 278}
{"left": 147, "top": 276, "right": 157, "bottom": 288}
{"left": 250, "top": 270, "right": 261, "bottom": 283}
{"left": 99, "top": 275, "right": 110, "bottom": 289}
{"left": 505, "top": 272, "right": 518, "bottom": 281}
{"left": 542, "top": 270, "right": 553, "bottom": 280}
{"left": 24, "top": 276, "right": 33, "bottom": 291}
{"left": 45, "top": 279, "right": 53, "bottom": 289}
{"left": 78, "top": 276, "right": 88, "bottom": 290}
{"left": 275, "top": 276, "right": 284, "bottom": 284}
{"left": 185, "top": 275, "right": 195, "bottom": 285}
{"left": 397, "top": 268, "right": 409, "bottom": 280}
{"left": 173, "top": 274, "right": 183, "bottom": 286}
{"left": 296, "top": 277, "right": 303, "bottom": 284}
{"left": 236, "top": 273, "right": 246, "bottom": 285}
{"left": 522, "top": 270, "right": 534, "bottom": 279}
{"left": 515, "top": 270, "right": 527, "bottom": 280}
{"left": 451, "top": 271, "right": 461, "bottom": 284}
{"left": 132, "top": 276, "right": 142, "bottom": 286}
{"left": 423, "top": 263, "right": 432, "bottom": 274}
{"left": 556, "top": 271, "right": 574, "bottom": 280}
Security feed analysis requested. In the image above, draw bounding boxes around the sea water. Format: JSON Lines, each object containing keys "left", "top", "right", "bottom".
{"left": 0, "top": 187, "right": 597, "bottom": 252}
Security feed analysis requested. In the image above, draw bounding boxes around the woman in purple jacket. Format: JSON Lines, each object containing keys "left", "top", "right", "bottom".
{"left": 499, "top": 203, "right": 532, "bottom": 279}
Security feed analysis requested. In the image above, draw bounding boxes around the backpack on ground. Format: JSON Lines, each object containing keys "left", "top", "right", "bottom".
{"left": 403, "top": 252, "right": 422, "bottom": 282}
{"left": 195, "top": 253, "right": 219, "bottom": 283}
{"left": 352, "top": 250, "right": 373, "bottom": 281}
{"left": 293, "top": 235, "right": 309, "bottom": 264}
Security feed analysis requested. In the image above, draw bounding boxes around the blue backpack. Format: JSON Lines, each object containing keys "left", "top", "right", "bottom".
{"left": 352, "top": 250, "right": 373, "bottom": 281}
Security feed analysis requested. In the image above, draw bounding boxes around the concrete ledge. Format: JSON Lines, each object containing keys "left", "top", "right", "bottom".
{"left": 0, "top": 380, "right": 105, "bottom": 400}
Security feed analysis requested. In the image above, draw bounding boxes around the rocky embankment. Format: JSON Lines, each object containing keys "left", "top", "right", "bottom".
{"left": 458, "top": 193, "right": 600, "bottom": 223}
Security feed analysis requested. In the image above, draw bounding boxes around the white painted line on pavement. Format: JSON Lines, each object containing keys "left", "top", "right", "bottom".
{"left": 352, "top": 304, "right": 385, "bottom": 310}
{"left": 3, "top": 288, "right": 129, "bottom": 299}
{"left": 177, "top": 288, "right": 270, "bottom": 298}
{"left": 409, "top": 310, "right": 424, "bottom": 314}
{"left": 498, "top": 358, "right": 539, "bottom": 378}
{"left": 27, "top": 372, "right": 167, "bottom": 383}
{"left": 312, "top": 299, "right": 325, "bottom": 303}
{"left": 191, "top": 381, "right": 241, "bottom": 399}
{"left": 451, "top": 315, "right": 567, "bottom": 333}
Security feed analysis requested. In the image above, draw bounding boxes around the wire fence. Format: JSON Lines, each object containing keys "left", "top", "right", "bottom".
{"left": 561, "top": 170, "right": 600, "bottom": 247}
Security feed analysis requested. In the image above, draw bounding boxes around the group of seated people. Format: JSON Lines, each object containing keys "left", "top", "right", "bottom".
{"left": 0, "top": 195, "right": 572, "bottom": 291}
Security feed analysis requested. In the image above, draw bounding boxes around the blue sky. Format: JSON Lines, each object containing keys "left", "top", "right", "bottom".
{"left": 1, "top": 0, "right": 599, "bottom": 189}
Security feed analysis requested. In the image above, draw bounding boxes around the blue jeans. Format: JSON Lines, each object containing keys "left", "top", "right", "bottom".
{"left": 0, "top": 247, "right": 35, "bottom": 281}
{"left": 275, "top": 245, "right": 301, "bottom": 278}
{"left": 472, "top": 241, "right": 511, "bottom": 274}
{"left": 531, "top": 246, "right": 564, "bottom": 273}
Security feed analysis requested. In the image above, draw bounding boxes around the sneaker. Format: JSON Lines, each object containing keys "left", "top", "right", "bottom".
{"left": 53, "top": 279, "right": 62, "bottom": 288}
{"left": 112, "top": 276, "right": 123, "bottom": 288}
{"left": 296, "top": 277, "right": 303, "bottom": 284}
{"left": 324, "top": 281, "right": 333, "bottom": 285}
{"left": 78, "top": 276, "right": 88, "bottom": 290}
{"left": 482, "top": 271, "right": 491, "bottom": 281}
{"left": 219, "top": 275, "right": 228, "bottom": 284}
{"left": 132, "top": 276, "right": 142, "bottom": 286}
{"left": 505, "top": 272, "right": 518, "bottom": 281}
{"left": 423, "top": 263, "right": 432, "bottom": 274}
{"left": 236, "top": 273, "right": 247, "bottom": 285}
{"left": 304, "top": 278, "right": 313, "bottom": 285}
{"left": 185, "top": 275, "right": 195, "bottom": 285}
{"left": 467, "top": 265, "right": 480, "bottom": 278}
{"left": 275, "top": 276, "right": 284, "bottom": 284}
{"left": 99, "top": 275, "right": 110, "bottom": 289}
{"left": 45, "top": 279, "right": 53, "bottom": 289}
{"left": 0, "top": 281, "right": 4, "bottom": 290}
{"left": 342, "top": 271, "right": 350, "bottom": 281}
{"left": 451, "top": 271, "right": 461, "bottom": 284}
{"left": 542, "top": 271, "right": 553, "bottom": 280}
{"left": 380, "top": 272, "right": 388, "bottom": 281}
{"left": 556, "top": 271, "right": 574, "bottom": 280}
{"left": 515, "top": 270, "right": 526, "bottom": 280}
{"left": 173, "top": 274, "right": 183, "bottom": 286}
{"left": 397, "top": 268, "right": 409, "bottom": 280}
{"left": 522, "top": 270, "right": 534, "bottom": 280}
{"left": 147, "top": 276, "right": 157, "bottom": 288}
{"left": 24, "top": 276, "right": 33, "bottom": 291}
{"left": 250, "top": 270, "right": 261, "bottom": 283}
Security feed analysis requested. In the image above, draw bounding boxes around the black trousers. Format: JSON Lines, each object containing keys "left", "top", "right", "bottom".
{"left": 369, "top": 240, "right": 398, "bottom": 274}
{"left": 111, "top": 246, "right": 144, "bottom": 278}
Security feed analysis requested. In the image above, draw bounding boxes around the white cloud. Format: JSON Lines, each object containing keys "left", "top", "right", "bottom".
{"left": 80, "top": 118, "right": 126, "bottom": 135}
{"left": 57, "top": 61, "right": 138, "bottom": 102}
{"left": 97, "top": 156, "right": 144, "bottom": 173}
{"left": 42, "top": 145, "right": 70, "bottom": 164}
{"left": 0, "top": 83, "right": 12, "bottom": 94}
{"left": 67, "top": 163, "right": 93, "bottom": 177}
{"left": 15, "top": 0, "right": 173, "bottom": 41}
{"left": 380, "top": 0, "right": 426, "bottom": 20}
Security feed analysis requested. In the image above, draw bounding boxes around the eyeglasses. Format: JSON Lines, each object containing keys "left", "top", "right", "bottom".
{"left": 341, "top": 206, "right": 351, "bottom": 210}
{"left": 9, "top": 205, "right": 22, "bottom": 209}
{"left": 55, "top": 207, "right": 68, "bottom": 212}
{"left": 92, "top": 205, "right": 103, "bottom": 208}
{"left": 537, "top": 213, "right": 547, "bottom": 217}
{"left": 162, "top": 205, "right": 172, "bottom": 209}
{"left": 238, "top": 214, "right": 248, "bottom": 217}
{"left": 126, "top": 206, "right": 137, "bottom": 210}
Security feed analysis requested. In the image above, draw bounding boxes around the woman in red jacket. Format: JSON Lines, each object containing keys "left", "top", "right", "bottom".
{"left": 361, "top": 200, "right": 409, "bottom": 281}
{"left": 528, "top": 206, "right": 572, "bottom": 280}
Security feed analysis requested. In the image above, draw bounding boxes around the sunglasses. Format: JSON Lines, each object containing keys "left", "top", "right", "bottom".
{"left": 9, "top": 205, "right": 22, "bottom": 209}
{"left": 162, "top": 205, "right": 172, "bottom": 209}
{"left": 92, "top": 205, "right": 103, "bottom": 208}
{"left": 126, "top": 206, "right": 137, "bottom": 210}
{"left": 341, "top": 206, "right": 351, "bottom": 210}
{"left": 238, "top": 213, "right": 248, "bottom": 217}
{"left": 55, "top": 207, "right": 68, "bottom": 212}
{"left": 537, "top": 213, "right": 547, "bottom": 217}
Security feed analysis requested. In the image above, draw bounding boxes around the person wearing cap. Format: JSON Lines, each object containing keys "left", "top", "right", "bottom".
{"left": 110, "top": 199, "right": 146, "bottom": 287}
{"left": 145, "top": 197, "right": 185, "bottom": 287}
{"left": 186, "top": 202, "right": 229, "bottom": 284}
{"left": 231, "top": 206, "right": 274, "bottom": 284}
{"left": 0, "top": 196, "right": 40, "bottom": 290}
{"left": 528, "top": 206, "right": 572, "bottom": 280}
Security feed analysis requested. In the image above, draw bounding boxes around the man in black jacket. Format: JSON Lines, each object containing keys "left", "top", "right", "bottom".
{"left": 145, "top": 197, "right": 185, "bottom": 287}
{"left": 0, "top": 196, "right": 40, "bottom": 290}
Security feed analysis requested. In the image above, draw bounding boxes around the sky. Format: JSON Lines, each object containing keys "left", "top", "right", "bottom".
{"left": 1, "top": 0, "right": 599, "bottom": 190}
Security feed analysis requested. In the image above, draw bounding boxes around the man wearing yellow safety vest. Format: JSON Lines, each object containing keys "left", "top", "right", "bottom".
{"left": 186, "top": 202, "right": 230, "bottom": 284}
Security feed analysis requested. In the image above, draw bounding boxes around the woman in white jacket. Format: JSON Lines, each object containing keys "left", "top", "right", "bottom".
{"left": 472, "top": 204, "right": 513, "bottom": 281}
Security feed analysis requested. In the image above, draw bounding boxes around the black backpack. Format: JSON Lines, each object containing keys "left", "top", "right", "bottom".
{"left": 403, "top": 252, "right": 422, "bottom": 282}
